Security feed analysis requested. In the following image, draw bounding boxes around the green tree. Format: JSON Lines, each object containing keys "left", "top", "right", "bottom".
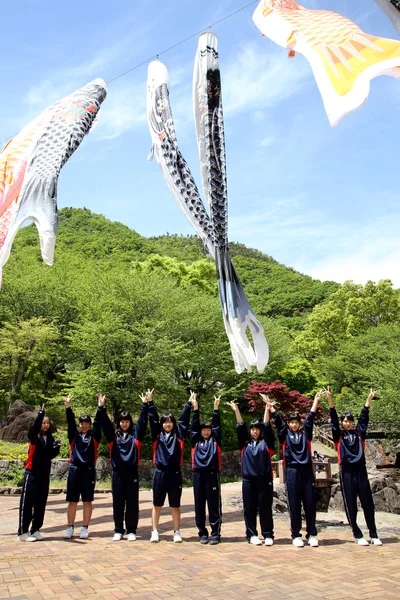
{"left": 295, "top": 280, "right": 400, "bottom": 360}
{"left": 0, "top": 318, "right": 60, "bottom": 405}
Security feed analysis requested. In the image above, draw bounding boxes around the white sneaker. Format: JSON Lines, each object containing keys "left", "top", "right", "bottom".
{"left": 18, "top": 533, "right": 36, "bottom": 542}
{"left": 150, "top": 530, "right": 159, "bottom": 543}
{"left": 113, "top": 532, "right": 123, "bottom": 541}
{"left": 173, "top": 530, "right": 182, "bottom": 543}
{"left": 127, "top": 533, "right": 136, "bottom": 541}
{"left": 292, "top": 537, "right": 304, "bottom": 547}
{"left": 264, "top": 537, "right": 274, "bottom": 546}
{"left": 308, "top": 535, "right": 319, "bottom": 547}
{"left": 249, "top": 535, "right": 262, "bottom": 546}
{"left": 370, "top": 537, "right": 383, "bottom": 546}
{"left": 79, "top": 527, "right": 89, "bottom": 539}
{"left": 31, "top": 531, "right": 42, "bottom": 541}
{"left": 64, "top": 526, "right": 74, "bottom": 539}
{"left": 356, "top": 537, "right": 369, "bottom": 546}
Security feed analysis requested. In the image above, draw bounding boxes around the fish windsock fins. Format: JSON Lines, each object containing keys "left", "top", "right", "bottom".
{"left": 216, "top": 249, "right": 269, "bottom": 374}
{"left": 253, "top": 0, "right": 400, "bottom": 126}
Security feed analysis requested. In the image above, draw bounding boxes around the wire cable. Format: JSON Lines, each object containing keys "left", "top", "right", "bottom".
{"left": 0, "top": 1, "right": 258, "bottom": 145}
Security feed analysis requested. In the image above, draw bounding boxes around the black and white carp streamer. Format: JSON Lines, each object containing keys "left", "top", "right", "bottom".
{"left": 374, "top": 1, "right": 400, "bottom": 35}
{"left": 147, "top": 32, "right": 269, "bottom": 374}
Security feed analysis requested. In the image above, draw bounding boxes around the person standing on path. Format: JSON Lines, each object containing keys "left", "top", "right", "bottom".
{"left": 227, "top": 396, "right": 275, "bottom": 546}
{"left": 63, "top": 395, "right": 102, "bottom": 540}
{"left": 18, "top": 405, "right": 60, "bottom": 541}
{"left": 269, "top": 392, "right": 321, "bottom": 548}
{"left": 96, "top": 391, "right": 150, "bottom": 541}
{"left": 148, "top": 390, "right": 194, "bottom": 543}
{"left": 191, "top": 395, "right": 222, "bottom": 545}
{"left": 322, "top": 387, "right": 383, "bottom": 546}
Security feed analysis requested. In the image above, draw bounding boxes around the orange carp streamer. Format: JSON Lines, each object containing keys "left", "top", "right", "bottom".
{"left": 253, "top": 0, "right": 400, "bottom": 126}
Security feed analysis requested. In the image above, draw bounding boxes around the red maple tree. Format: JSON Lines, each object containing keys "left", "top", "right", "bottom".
{"left": 245, "top": 380, "right": 323, "bottom": 420}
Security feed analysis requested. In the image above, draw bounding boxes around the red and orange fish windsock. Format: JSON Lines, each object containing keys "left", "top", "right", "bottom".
{"left": 253, "top": 0, "right": 400, "bottom": 126}
{"left": 0, "top": 78, "right": 108, "bottom": 284}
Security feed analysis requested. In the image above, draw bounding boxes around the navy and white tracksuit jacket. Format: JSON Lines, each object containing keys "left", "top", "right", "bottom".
{"left": 191, "top": 409, "right": 222, "bottom": 540}
{"left": 149, "top": 401, "right": 191, "bottom": 507}
{"left": 330, "top": 406, "right": 378, "bottom": 539}
{"left": 97, "top": 403, "right": 148, "bottom": 534}
{"left": 273, "top": 411, "right": 317, "bottom": 539}
{"left": 236, "top": 421, "right": 275, "bottom": 540}
{"left": 18, "top": 410, "right": 60, "bottom": 535}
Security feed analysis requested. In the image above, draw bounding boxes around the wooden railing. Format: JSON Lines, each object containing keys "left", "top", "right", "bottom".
{"left": 271, "top": 459, "right": 332, "bottom": 484}
{"left": 314, "top": 425, "right": 335, "bottom": 450}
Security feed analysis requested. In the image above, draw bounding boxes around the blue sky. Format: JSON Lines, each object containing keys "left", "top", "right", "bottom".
{"left": 1, "top": 0, "right": 399, "bottom": 286}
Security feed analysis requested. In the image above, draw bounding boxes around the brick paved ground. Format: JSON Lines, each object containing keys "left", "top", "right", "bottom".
{"left": 0, "top": 482, "right": 399, "bottom": 600}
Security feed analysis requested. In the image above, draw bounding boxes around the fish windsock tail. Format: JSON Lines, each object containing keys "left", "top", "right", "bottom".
{"left": 1, "top": 172, "right": 59, "bottom": 268}
{"left": 313, "top": 33, "right": 400, "bottom": 126}
{"left": 216, "top": 249, "right": 269, "bottom": 374}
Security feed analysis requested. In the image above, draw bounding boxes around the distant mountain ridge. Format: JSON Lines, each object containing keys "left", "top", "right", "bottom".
{"left": 10, "top": 207, "right": 339, "bottom": 323}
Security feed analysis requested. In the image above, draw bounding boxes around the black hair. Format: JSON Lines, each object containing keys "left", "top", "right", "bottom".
{"left": 117, "top": 410, "right": 133, "bottom": 433}
{"left": 79, "top": 414, "right": 92, "bottom": 424}
{"left": 287, "top": 412, "right": 301, "bottom": 423}
{"left": 160, "top": 413, "right": 177, "bottom": 430}
{"left": 340, "top": 410, "right": 355, "bottom": 423}
{"left": 200, "top": 421, "right": 212, "bottom": 430}
{"left": 38, "top": 415, "right": 54, "bottom": 446}
{"left": 249, "top": 420, "right": 262, "bottom": 430}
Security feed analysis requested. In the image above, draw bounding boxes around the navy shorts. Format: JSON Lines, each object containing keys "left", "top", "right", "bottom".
{"left": 66, "top": 465, "right": 96, "bottom": 503}
{"left": 152, "top": 468, "right": 182, "bottom": 508}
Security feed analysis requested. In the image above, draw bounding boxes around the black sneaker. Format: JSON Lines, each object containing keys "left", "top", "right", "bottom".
{"left": 200, "top": 536, "right": 209, "bottom": 544}
{"left": 209, "top": 537, "right": 220, "bottom": 545}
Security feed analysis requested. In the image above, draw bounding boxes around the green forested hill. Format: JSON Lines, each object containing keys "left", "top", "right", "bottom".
{"left": 1, "top": 208, "right": 399, "bottom": 437}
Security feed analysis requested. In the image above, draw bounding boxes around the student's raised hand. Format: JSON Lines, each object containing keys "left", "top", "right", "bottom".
{"left": 97, "top": 393, "right": 106, "bottom": 407}
{"left": 368, "top": 388, "right": 377, "bottom": 401}
{"left": 214, "top": 396, "right": 221, "bottom": 410}
{"left": 189, "top": 390, "right": 198, "bottom": 410}
{"left": 36, "top": 403, "right": 45, "bottom": 412}
{"left": 226, "top": 401, "right": 238, "bottom": 413}
{"left": 321, "top": 386, "right": 331, "bottom": 401}
{"left": 63, "top": 395, "right": 72, "bottom": 409}
{"left": 145, "top": 388, "right": 154, "bottom": 402}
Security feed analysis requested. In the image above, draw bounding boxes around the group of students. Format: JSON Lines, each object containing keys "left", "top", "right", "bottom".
{"left": 17, "top": 387, "right": 383, "bottom": 547}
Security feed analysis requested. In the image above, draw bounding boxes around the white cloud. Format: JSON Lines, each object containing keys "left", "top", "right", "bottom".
{"left": 260, "top": 135, "right": 276, "bottom": 147}
{"left": 222, "top": 42, "right": 311, "bottom": 116}
{"left": 95, "top": 83, "right": 147, "bottom": 140}
{"left": 229, "top": 193, "right": 400, "bottom": 287}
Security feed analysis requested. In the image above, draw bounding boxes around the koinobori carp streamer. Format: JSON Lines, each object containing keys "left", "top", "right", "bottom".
{"left": 0, "top": 78, "right": 108, "bottom": 283}
{"left": 253, "top": 0, "right": 400, "bottom": 127}
{"left": 147, "top": 33, "right": 269, "bottom": 374}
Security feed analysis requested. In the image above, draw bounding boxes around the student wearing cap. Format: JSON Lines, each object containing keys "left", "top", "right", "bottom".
{"left": 322, "top": 387, "right": 383, "bottom": 546}
{"left": 227, "top": 397, "right": 275, "bottom": 546}
{"left": 191, "top": 395, "right": 222, "bottom": 545}
{"left": 63, "top": 395, "right": 102, "bottom": 540}
{"left": 268, "top": 392, "right": 321, "bottom": 547}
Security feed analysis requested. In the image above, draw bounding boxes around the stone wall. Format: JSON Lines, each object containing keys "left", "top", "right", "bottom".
{"left": 329, "top": 474, "right": 400, "bottom": 514}
{"left": 0, "top": 450, "right": 244, "bottom": 485}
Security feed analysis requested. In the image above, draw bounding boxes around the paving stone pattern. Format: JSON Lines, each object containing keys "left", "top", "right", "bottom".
{"left": 0, "top": 483, "right": 399, "bottom": 599}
